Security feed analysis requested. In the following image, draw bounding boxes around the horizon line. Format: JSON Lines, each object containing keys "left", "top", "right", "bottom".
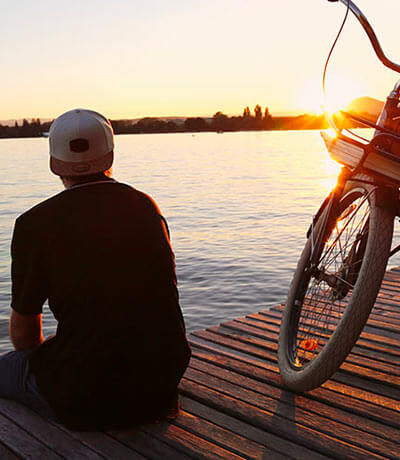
{"left": 0, "top": 111, "right": 322, "bottom": 125}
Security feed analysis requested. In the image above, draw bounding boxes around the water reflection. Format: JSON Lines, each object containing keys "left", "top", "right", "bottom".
{"left": 0, "top": 130, "right": 398, "bottom": 352}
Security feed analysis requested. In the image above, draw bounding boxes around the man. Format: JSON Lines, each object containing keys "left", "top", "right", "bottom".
{"left": 3, "top": 108, "right": 191, "bottom": 430}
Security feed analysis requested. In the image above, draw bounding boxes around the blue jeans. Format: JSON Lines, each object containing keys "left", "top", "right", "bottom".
{"left": 0, "top": 350, "right": 57, "bottom": 420}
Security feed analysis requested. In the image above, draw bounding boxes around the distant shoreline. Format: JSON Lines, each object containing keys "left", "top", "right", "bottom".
{"left": 0, "top": 111, "right": 374, "bottom": 140}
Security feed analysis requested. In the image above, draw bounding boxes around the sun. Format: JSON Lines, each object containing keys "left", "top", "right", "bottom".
{"left": 323, "top": 73, "right": 365, "bottom": 114}
{"left": 297, "top": 72, "right": 366, "bottom": 116}
{"left": 297, "top": 77, "right": 325, "bottom": 115}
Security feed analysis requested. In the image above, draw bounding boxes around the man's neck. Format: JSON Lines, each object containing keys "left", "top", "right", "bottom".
{"left": 61, "top": 171, "right": 113, "bottom": 189}
{"left": 61, "top": 177, "right": 78, "bottom": 189}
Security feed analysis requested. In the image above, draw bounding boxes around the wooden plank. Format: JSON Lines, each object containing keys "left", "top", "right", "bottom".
{"left": 140, "top": 422, "right": 245, "bottom": 460}
{"left": 271, "top": 301, "right": 400, "bottom": 334}
{"left": 375, "top": 285, "right": 400, "bottom": 298}
{"left": 202, "top": 323, "right": 400, "bottom": 379}
{"left": 267, "top": 295, "right": 400, "bottom": 329}
{"left": 172, "top": 407, "right": 289, "bottom": 460}
{"left": 225, "top": 316, "right": 400, "bottom": 383}
{"left": 243, "top": 312, "right": 400, "bottom": 379}
{"left": 0, "top": 442, "right": 20, "bottom": 460}
{"left": 369, "top": 309, "right": 400, "bottom": 324}
{"left": 225, "top": 320, "right": 400, "bottom": 377}
{"left": 376, "top": 286, "right": 400, "bottom": 301}
{"left": 259, "top": 308, "right": 400, "bottom": 350}
{"left": 381, "top": 276, "right": 400, "bottom": 285}
{"left": 383, "top": 274, "right": 400, "bottom": 286}
{"left": 0, "top": 399, "right": 104, "bottom": 459}
{"left": 179, "top": 396, "right": 329, "bottom": 460}
{"left": 223, "top": 315, "right": 400, "bottom": 365}
{"left": 371, "top": 292, "right": 399, "bottom": 303}
{"left": 381, "top": 278, "right": 400, "bottom": 289}
{"left": 373, "top": 299, "right": 400, "bottom": 315}
{"left": 0, "top": 399, "right": 146, "bottom": 460}
{"left": 219, "top": 318, "right": 400, "bottom": 365}
{"left": 379, "top": 273, "right": 400, "bottom": 283}
{"left": 189, "top": 341, "right": 400, "bottom": 421}
{"left": 238, "top": 312, "right": 400, "bottom": 359}
{"left": 376, "top": 298, "right": 400, "bottom": 309}
{"left": 190, "top": 335, "right": 400, "bottom": 409}
{"left": 270, "top": 298, "right": 400, "bottom": 331}
{"left": 330, "top": 371, "right": 400, "bottom": 402}
{"left": 193, "top": 328, "right": 277, "bottom": 363}
{"left": 374, "top": 297, "right": 400, "bottom": 316}
{"left": 376, "top": 290, "right": 400, "bottom": 302}
{"left": 374, "top": 278, "right": 400, "bottom": 288}
{"left": 384, "top": 272, "right": 400, "bottom": 281}
{"left": 187, "top": 357, "right": 400, "bottom": 444}
{"left": 110, "top": 426, "right": 192, "bottom": 460}
{"left": 380, "top": 279, "right": 400, "bottom": 295}
{"left": 195, "top": 325, "right": 400, "bottom": 394}
{"left": 0, "top": 412, "right": 62, "bottom": 459}
{"left": 270, "top": 294, "right": 400, "bottom": 320}
{"left": 183, "top": 366, "right": 400, "bottom": 459}
{"left": 180, "top": 378, "right": 388, "bottom": 460}
{"left": 66, "top": 429, "right": 147, "bottom": 460}
{"left": 378, "top": 276, "right": 400, "bottom": 289}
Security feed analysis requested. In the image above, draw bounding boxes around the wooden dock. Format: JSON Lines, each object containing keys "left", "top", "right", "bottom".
{"left": 0, "top": 269, "right": 399, "bottom": 459}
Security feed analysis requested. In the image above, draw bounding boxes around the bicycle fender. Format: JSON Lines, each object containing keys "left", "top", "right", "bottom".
{"left": 306, "top": 194, "right": 332, "bottom": 239}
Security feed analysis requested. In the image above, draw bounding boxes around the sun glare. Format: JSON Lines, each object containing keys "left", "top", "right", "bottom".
{"left": 323, "top": 77, "right": 358, "bottom": 114}
{"left": 298, "top": 73, "right": 365, "bottom": 116}
{"left": 322, "top": 158, "right": 341, "bottom": 192}
{"left": 326, "top": 128, "right": 338, "bottom": 138}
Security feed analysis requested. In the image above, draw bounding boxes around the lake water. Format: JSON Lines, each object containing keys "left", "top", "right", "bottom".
{"left": 1, "top": 130, "right": 399, "bottom": 353}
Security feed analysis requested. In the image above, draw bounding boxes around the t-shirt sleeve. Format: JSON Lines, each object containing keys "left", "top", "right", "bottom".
{"left": 10, "top": 216, "right": 47, "bottom": 315}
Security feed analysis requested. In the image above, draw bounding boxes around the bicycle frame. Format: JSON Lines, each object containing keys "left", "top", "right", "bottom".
{"left": 321, "top": 1, "right": 400, "bottom": 258}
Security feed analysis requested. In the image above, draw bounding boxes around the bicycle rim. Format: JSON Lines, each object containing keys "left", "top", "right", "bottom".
{"left": 288, "top": 186, "right": 373, "bottom": 369}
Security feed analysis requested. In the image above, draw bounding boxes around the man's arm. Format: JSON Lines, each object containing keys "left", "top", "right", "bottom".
{"left": 9, "top": 309, "right": 43, "bottom": 351}
{"left": 10, "top": 216, "right": 47, "bottom": 350}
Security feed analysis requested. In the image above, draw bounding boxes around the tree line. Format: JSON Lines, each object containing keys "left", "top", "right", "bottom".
{"left": 110, "top": 105, "right": 275, "bottom": 135}
{"left": 0, "top": 105, "right": 367, "bottom": 139}
{"left": 0, "top": 119, "right": 52, "bottom": 138}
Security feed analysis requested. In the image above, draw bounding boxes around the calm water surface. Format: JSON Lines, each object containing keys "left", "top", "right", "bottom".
{"left": 1, "top": 130, "right": 398, "bottom": 352}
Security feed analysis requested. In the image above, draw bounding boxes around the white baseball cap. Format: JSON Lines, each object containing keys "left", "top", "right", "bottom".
{"left": 49, "top": 108, "right": 114, "bottom": 176}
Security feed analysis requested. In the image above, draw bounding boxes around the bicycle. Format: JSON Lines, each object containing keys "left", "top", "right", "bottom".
{"left": 278, "top": 0, "right": 400, "bottom": 392}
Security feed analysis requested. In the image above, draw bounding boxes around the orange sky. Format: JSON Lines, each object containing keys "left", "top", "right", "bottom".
{"left": 1, "top": 0, "right": 400, "bottom": 120}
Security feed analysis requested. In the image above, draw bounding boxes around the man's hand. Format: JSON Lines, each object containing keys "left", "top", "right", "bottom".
{"left": 9, "top": 309, "right": 43, "bottom": 351}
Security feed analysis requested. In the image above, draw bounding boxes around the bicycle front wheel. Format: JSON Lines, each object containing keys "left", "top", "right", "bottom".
{"left": 278, "top": 175, "right": 395, "bottom": 392}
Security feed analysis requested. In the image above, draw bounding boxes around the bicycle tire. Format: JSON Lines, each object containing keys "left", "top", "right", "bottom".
{"left": 278, "top": 174, "right": 395, "bottom": 392}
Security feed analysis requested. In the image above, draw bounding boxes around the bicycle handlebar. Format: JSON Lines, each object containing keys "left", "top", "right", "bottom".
{"left": 331, "top": 0, "right": 400, "bottom": 74}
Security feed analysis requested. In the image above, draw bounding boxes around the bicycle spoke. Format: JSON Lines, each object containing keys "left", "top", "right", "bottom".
{"left": 293, "top": 188, "right": 372, "bottom": 365}
{"left": 317, "top": 191, "right": 371, "bottom": 267}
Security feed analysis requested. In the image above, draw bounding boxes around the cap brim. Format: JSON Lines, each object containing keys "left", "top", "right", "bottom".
{"left": 50, "top": 151, "right": 113, "bottom": 176}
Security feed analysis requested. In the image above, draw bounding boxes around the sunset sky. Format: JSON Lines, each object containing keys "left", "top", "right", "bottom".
{"left": 1, "top": 0, "right": 400, "bottom": 120}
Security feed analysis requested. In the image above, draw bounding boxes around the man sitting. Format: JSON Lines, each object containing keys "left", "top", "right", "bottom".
{"left": 4, "top": 108, "right": 191, "bottom": 430}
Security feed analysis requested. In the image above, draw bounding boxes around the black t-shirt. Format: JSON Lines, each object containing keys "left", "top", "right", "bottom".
{"left": 11, "top": 179, "right": 191, "bottom": 430}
